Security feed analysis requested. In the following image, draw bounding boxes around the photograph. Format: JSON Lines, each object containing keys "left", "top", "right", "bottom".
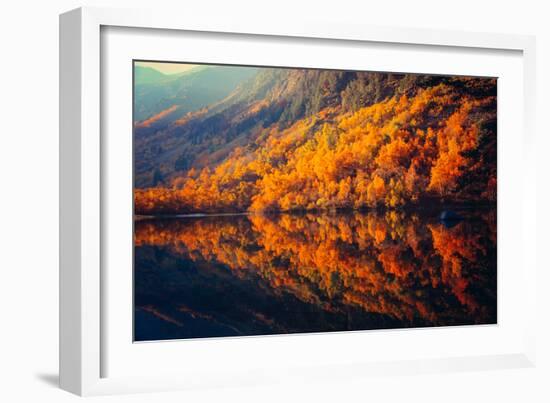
{"left": 132, "top": 61, "right": 497, "bottom": 342}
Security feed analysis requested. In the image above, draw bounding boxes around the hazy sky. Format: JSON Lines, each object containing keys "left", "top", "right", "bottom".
{"left": 135, "top": 61, "right": 201, "bottom": 75}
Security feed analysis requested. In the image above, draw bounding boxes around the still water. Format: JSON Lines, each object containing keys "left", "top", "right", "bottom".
{"left": 134, "top": 209, "right": 496, "bottom": 341}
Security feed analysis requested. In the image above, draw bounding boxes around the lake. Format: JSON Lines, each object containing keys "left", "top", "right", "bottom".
{"left": 134, "top": 209, "right": 497, "bottom": 341}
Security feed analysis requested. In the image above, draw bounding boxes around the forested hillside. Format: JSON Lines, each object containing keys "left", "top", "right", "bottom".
{"left": 134, "top": 66, "right": 496, "bottom": 214}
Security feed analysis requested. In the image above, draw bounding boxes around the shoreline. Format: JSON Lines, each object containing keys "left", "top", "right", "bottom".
{"left": 134, "top": 202, "right": 497, "bottom": 220}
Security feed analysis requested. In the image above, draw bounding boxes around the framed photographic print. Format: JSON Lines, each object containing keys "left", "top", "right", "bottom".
{"left": 132, "top": 60, "right": 498, "bottom": 342}
{"left": 60, "top": 6, "right": 537, "bottom": 396}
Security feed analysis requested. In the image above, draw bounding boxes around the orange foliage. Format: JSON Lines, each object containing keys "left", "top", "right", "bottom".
{"left": 135, "top": 211, "right": 496, "bottom": 326}
{"left": 135, "top": 83, "right": 496, "bottom": 214}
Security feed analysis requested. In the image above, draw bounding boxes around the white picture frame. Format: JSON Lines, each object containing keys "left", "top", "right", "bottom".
{"left": 60, "top": 6, "right": 537, "bottom": 396}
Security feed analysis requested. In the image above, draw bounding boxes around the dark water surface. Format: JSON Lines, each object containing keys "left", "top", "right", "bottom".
{"left": 134, "top": 209, "right": 496, "bottom": 341}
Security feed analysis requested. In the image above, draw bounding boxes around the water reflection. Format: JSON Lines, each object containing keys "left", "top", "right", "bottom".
{"left": 134, "top": 210, "right": 496, "bottom": 341}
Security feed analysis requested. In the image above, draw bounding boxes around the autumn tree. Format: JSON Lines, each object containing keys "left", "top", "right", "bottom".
{"left": 134, "top": 80, "right": 496, "bottom": 215}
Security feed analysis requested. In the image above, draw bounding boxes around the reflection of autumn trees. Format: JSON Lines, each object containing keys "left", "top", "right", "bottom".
{"left": 135, "top": 82, "right": 496, "bottom": 214}
{"left": 135, "top": 211, "right": 496, "bottom": 326}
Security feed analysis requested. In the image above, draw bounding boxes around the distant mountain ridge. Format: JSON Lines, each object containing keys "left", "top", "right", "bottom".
{"left": 133, "top": 64, "right": 258, "bottom": 122}
{"left": 134, "top": 66, "right": 168, "bottom": 85}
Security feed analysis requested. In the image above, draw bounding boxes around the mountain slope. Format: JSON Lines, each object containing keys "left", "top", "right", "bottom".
{"left": 134, "top": 68, "right": 417, "bottom": 187}
{"left": 134, "top": 68, "right": 497, "bottom": 213}
{"left": 133, "top": 65, "right": 258, "bottom": 122}
{"left": 134, "top": 66, "right": 168, "bottom": 85}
